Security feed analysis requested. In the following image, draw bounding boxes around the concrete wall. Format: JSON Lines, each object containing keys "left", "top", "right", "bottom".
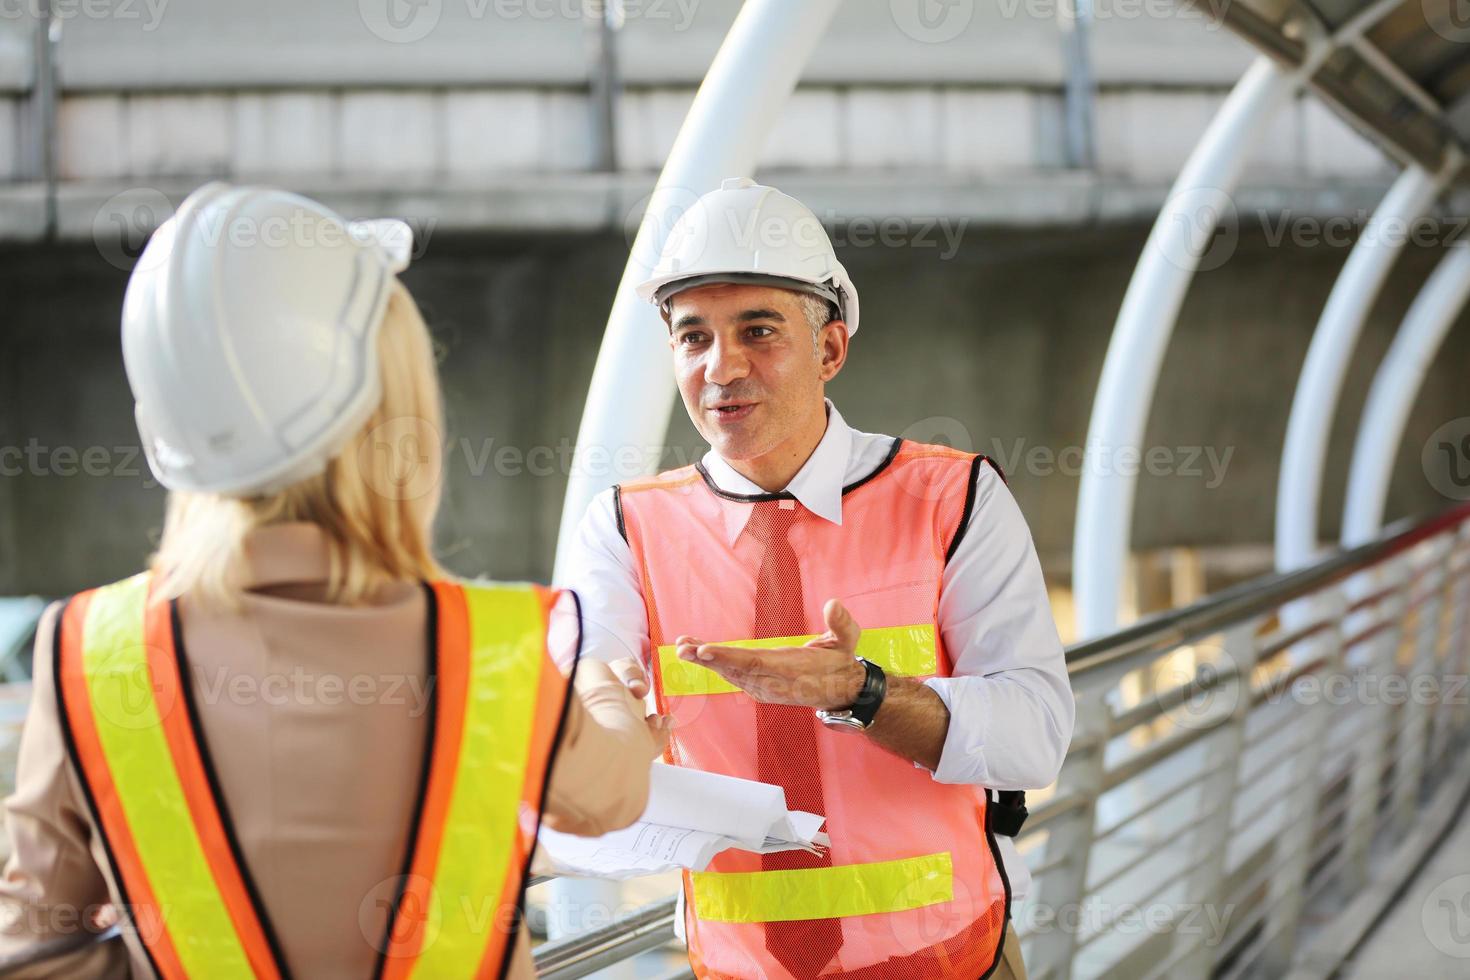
{"left": 21, "top": 84, "right": 1388, "bottom": 183}
{"left": 2, "top": 1, "right": 1252, "bottom": 91}
{"left": 3, "top": 220, "right": 1468, "bottom": 597}
{"left": 1, "top": 0, "right": 1402, "bottom": 239}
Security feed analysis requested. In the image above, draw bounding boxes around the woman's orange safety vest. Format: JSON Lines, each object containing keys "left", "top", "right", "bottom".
{"left": 618, "top": 439, "right": 1012, "bottom": 979}
{"left": 53, "top": 571, "right": 573, "bottom": 980}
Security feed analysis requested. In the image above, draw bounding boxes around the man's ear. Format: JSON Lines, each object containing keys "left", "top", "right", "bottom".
{"left": 818, "top": 320, "right": 849, "bottom": 381}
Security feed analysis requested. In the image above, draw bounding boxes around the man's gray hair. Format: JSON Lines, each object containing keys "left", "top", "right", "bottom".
{"left": 797, "top": 293, "right": 839, "bottom": 351}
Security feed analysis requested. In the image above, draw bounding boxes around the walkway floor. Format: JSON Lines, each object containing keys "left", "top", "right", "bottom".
{"left": 1340, "top": 800, "right": 1470, "bottom": 978}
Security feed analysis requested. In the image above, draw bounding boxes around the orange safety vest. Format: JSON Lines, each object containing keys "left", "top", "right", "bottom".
{"left": 53, "top": 571, "right": 572, "bottom": 980}
{"left": 618, "top": 439, "right": 1012, "bottom": 980}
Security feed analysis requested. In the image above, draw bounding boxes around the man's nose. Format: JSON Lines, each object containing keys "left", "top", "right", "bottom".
{"left": 704, "top": 336, "right": 749, "bottom": 386}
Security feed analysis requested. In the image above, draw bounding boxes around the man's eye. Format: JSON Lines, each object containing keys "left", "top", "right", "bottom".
{"left": 678, "top": 332, "right": 707, "bottom": 345}
{"left": 748, "top": 326, "right": 774, "bottom": 338}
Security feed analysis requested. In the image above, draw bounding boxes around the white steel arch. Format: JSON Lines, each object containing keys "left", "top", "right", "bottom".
{"left": 1341, "top": 240, "right": 1470, "bottom": 546}
{"left": 1072, "top": 55, "right": 1305, "bottom": 639}
{"left": 1273, "top": 162, "right": 1450, "bottom": 571}
{"left": 544, "top": 0, "right": 844, "bottom": 947}
{"left": 552, "top": 0, "right": 845, "bottom": 579}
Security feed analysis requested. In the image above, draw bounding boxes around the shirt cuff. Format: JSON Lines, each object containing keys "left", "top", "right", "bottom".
{"left": 921, "top": 675, "right": 993, "bottom": 786}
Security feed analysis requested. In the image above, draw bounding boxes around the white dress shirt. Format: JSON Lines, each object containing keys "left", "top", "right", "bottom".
{"left": 556, "top": 401, "right": 1075, "bottom": 902}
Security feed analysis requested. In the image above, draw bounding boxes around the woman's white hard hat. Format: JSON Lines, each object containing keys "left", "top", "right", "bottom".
{"left": 635, "top": 177, "right": 860, "bottom": 336}
{"left": 121, "top": 182, "right": 414, "bottom": 497}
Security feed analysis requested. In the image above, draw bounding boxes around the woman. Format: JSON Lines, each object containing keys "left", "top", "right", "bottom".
{"left": 0, "top": 184, "right": 665, "bottom": 978}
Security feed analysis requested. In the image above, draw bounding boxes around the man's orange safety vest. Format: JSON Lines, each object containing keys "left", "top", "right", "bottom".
{"left": 54, "top": 571, "right": 572, "bottom": 979}
{"left": 618, "top": 438, "right": 1013, "bottom": 979}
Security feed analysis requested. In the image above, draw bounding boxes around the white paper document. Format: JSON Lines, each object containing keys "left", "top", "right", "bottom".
{"left": 537, "top": 764, "right": 829, "bottom": 880}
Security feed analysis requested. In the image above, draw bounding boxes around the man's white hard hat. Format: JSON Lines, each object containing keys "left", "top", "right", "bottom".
{"left": 121, "top": 182, "right": 415, "bottom": 497}
{"left": 635, "top": 177, "right": 860, "bottom": 336}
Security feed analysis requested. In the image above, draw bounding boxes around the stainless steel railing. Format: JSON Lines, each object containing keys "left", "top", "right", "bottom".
{"left": 1022, "top": 502, "right": 1470, "bottom": 979}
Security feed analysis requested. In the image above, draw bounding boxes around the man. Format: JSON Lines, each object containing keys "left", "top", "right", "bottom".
{"left": 561, "top": 178, "right": 1074, "bottom": 979}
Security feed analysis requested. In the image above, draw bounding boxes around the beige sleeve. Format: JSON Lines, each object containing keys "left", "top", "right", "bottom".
{"left": 0, "top": 602, "right": 130, "bottom": 978}
{"left": 539, "top": 594, "right": 659, "bottom": 838}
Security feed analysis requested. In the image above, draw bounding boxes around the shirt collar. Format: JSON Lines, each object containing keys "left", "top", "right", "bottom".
{"left": 700, "top": 399, "right": 853, "bottom": 536}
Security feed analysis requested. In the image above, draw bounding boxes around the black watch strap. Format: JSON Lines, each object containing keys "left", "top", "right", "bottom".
{"left": 989, "top": 790, "right": 1029, "bottom": 837}
{"left": 847, "top": 658, "right": 887, "bottom": 728}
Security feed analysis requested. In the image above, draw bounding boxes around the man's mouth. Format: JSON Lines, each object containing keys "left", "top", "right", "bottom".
{"left": 708, "top": 402, "right": 758, "bottom": 422}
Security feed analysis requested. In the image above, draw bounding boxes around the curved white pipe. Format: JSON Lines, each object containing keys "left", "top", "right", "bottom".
{"left": 1341, "top": 241, "right": 1470, "bottom": 546}
{"left": 1073, "top": 56, "right": 1303, "bottom": 639}
{"left": 552, "top": 0, "right": 845, "bottom": 578}
{"left": 545, "top": 0, "right": 843, "bottom": 950}
{"left": 1274, "top": 163, "right": 1446, "bottom": 570}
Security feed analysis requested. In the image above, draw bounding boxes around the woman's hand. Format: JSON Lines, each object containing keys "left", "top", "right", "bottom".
{"left": 574, "top": 658, "right": 672, "bottom": 757}
{"left": 608, "top": 657, "right": 673, "bottom": 756}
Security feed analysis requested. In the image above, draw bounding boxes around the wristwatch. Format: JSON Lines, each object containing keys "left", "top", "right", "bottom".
{"left": 816, "top": 658, "right": 887, "bottom": 732}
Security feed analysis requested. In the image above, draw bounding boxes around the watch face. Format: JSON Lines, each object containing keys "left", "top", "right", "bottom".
{"left": 818, "top": 710, "right": 868, "bottom": 733}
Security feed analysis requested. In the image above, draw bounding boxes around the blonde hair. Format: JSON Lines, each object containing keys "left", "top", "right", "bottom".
{"left": 151, "top": 280, "right": 449, "bottom": 610}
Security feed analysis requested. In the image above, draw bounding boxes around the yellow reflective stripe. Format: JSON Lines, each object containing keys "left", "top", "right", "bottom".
{"left": 690, "top": 852, "right": 954, "bottom": 923}
{"left": 83, "top": 574, "right": 255, "bottom": 978}
{"left": 412, "top": 584, "right": 546, "bottom": 977}
{"left": 656, "top": 623, "right": 938, "bottom": 697}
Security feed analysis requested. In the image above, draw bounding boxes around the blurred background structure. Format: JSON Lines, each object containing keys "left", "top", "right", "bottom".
{"left": 6, "top": 0, "right": 1469, "bottom": 618}
{"left": 4, "top": 1, "right": 1470, "bottom": 978}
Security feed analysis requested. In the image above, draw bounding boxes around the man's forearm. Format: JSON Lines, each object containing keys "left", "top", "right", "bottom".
{"left": 862, "top": 675, "right": 950, "bottom": 772}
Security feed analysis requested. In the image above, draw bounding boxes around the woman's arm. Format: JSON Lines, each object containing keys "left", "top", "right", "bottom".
{"left": 0, "top": 602, "right": 128, "bottom": 978}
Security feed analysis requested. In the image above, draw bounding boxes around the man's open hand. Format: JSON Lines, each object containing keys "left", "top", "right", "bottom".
{"left": 675, "top": 599, "right": 867, "bottom": 710}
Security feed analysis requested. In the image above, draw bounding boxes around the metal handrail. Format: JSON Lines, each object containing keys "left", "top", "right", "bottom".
{"left": 1065, "top": 503, "right": 1470, "bottom": 678}
{"left": 532, "top": 896, "right": 679, "bottom": 979}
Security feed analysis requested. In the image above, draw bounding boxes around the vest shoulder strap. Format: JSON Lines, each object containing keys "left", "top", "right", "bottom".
{"left": 55, "top": 572, "right": 286, "bottom": 980}
{"left": 382, "top": 578, "right": 573, "bottom": 978}
{"left": 619, "top": 464, "right": 702, "bottom": 495}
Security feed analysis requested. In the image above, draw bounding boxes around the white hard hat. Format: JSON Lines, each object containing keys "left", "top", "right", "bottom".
{"left": 122, "top": 182, "right": 415, "bottom": 497}
{"left": 635, "top": 177, "right": 860, "bottom": 336}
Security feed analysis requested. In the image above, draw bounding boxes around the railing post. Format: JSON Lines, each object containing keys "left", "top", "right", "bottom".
{"left": 584, "top": 0, "right": 621, "bottom": 172}
{"left": 1431, "top": 527, "right": 1470, "bottom": 769}
{"left": 27, "top": 2, "right": 60, "bottom": 238}
{"left": 1438, "top": 528, "right": 1470, "bottom": 761}
{"left": 1172, "top": 621, "right": 1262, "bottom": 977}
{"left": 1025, "top": 689, "right": 1109, "bottom": 980}
{"left": 1391, "top": 536, "right": 1452, "bottom": 832}
{"left": 1338, "top": 559, "right": 1408, "bottom": 894}
{"left": 1262, "top": 592, "right": 1345, "bottom": 974}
